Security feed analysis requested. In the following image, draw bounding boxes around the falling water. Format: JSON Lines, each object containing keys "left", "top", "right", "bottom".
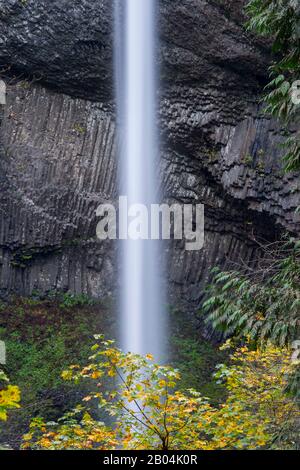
{"left": 115, "top": 0, "right": 165, "bottom": 360}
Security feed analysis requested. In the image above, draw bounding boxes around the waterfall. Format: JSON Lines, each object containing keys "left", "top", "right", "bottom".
{"left": 115, "top": 0, "right": 165, "bottom": 360}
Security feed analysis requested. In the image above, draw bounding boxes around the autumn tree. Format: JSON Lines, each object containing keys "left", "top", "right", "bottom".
{"left": 23, "top": 336, "right": 298, "bottom": 450}
{"left": 211, "top": 341, "right": 299, "bottom": 449}
{"left": 0, "top": 369, "right": 21, "bottom": 422}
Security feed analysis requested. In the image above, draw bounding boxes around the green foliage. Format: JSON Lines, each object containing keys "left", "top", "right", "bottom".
{"left": 0, "top": 296, "right": 114, "bottom": 447}
{"left": 59, "top": 292, "right": 95, "bottom": 310}
{"left": 246, "top": 0, "right": 300, "bottom": 172}
{"left": 203, "top": 238, "right": 300, "bottom": 347}
{"left": 169, "top": 308, "right": 227, "bottom": 401}
{"left": 246, "top": 1, "right": 300, "bottom": 45}
{"left": 6, "top": 336, "right": 68, "bottom": 394}
{"left": 170, "top": 335, "right": 225, "bottom": 401}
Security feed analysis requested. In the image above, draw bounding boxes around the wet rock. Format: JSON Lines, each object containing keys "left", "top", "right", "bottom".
{"left": 0, "top": 0, "right": 299, "bottom": 312}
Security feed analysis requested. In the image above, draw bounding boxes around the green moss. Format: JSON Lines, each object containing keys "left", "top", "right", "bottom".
{"left": 73, "top": 123, "right": 86, "bottom": 135}
{"left": 257, "top": 148, "right": 265, "bottom": 158}
{"left": 169, "top": 309, "right": 227, "bottom": 404}
{"left": 207, "top": 148, "right": 219, "bottom": 162}
{"left": 61, "top": 237, "right": 88, "bottom": 247}
{"left": 18, "top": 80, "right": 30, "bottom": 89}
{"left": 242, "top": 154, "right": 253, "bottom": 166}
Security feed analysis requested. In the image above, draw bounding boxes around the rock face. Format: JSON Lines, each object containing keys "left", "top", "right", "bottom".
{"left": 0, "top": 0, "right": 299, "bottom": 311}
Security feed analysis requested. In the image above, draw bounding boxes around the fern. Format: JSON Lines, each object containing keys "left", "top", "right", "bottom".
{"left": 246, "top": 0, "right": 300, "bottom": 172}
{"left": 203, "top": 239, "right": 300, "bottom": 347}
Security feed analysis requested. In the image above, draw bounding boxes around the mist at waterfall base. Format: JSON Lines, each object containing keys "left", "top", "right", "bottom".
{"left": 115, "top": 0, "right": 166, "bottom": 361}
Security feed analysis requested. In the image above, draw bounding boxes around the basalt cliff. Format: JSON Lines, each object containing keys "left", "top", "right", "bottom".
{"left": 0, "top": 0, "right": 299, "bottom": 314}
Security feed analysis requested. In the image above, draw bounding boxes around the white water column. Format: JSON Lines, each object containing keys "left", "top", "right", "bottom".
{"left": 115, "top": 0, "right": 166, "bottom": 360}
